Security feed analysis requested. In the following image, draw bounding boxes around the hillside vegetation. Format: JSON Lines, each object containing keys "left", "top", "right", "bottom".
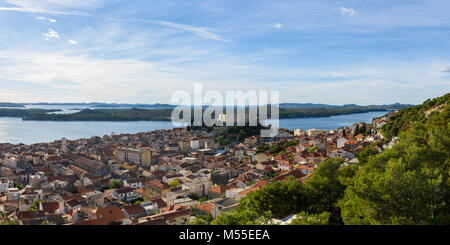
{"left": 381, "top": 93, "right": 449, "bottom": 141}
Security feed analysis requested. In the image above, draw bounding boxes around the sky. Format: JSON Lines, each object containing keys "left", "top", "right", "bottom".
{"left": 0, "top": 0, "right": 449, "bottom": 105}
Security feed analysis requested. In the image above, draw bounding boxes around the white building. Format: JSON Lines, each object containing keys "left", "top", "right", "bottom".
{"left": 123, "top": 178, "right": 143, "bottom": 189}
{"left": 294, "top": 129, "right": 305, "bottom": 136}
{"left": 183, "top": 177, "right": 212, "bottom": 197}
{"left": 329, "top": 150, "right": 355, "bottom": 159}
{"left": 5, "top": 155, "right": 19, "bottom": 169}
{"left": 190, "top": 138, "right": 200, "bottom": 150}
{"left": 0, "top": 178, "right": 11, "bottom": 193}
{"left": 336, "top": 137, "right": 349, "bottom": 149}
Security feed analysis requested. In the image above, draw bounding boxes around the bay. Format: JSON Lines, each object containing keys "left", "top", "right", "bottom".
{"left": 0, "top": 111, "right": 387, "bottom": 145}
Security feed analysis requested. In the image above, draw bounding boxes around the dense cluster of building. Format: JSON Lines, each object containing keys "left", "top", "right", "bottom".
{"left": 0, "top": 112, "right": 397, "bottom": 225}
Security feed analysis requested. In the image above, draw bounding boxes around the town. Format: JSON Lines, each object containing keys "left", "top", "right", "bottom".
{"left": 0, "top": 111, "right": 397, "bottom": 225}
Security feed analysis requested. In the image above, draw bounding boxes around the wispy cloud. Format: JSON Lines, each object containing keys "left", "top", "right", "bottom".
{"left": 157, "top": 21, "right": 231, "bottom": 43}
{"left": 44, "top": 28, "right": 60, "bottom": 41}
{"left": 0, "top": 0, "right": 98, "bottom": 15}
{"left": 340, "top": 7, "right": 358, "bottom": 16}
{"left": 0, "top": 0, "right": 449, "bottom": 105}
{"left": 273, "top": 23, "right": 282, "bottom": 29}
{"left": 0, "top": 6, "right": 75, "bottom": 15}
{"left": 441, "top": 66, "right": 450, "bottom": 73}
{"left": 36, "top": 16, "right": 56, "bottom": 23}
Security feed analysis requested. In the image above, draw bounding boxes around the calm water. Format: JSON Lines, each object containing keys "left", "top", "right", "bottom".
{"left": 0, "top": 118, "right": 177, "bottom": 145}
{"left": 0, "top": 111, "right": 387, "bottom": 145}
{"left": 267, "top": 111, "right": 387, "bottom": 131}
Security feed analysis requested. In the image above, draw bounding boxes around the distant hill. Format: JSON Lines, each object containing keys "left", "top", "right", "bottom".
{"left": 0, "top": 101, "right": 412, "bottom": 110}
{"left": 0, "top": 100, "right": 413, "bottom": 122}
{"left": 279, "top": 102, "right": 412, "bottom": 108}
{"left": 30, "top": 102, "right": 176, "bottom": 109}
{"left": 0, "top": 102, "right": 25, "bottom": 108}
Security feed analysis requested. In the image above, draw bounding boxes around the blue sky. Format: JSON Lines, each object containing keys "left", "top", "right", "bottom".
{"left": 0, "top": 0, "right": 449, "bottom": 105}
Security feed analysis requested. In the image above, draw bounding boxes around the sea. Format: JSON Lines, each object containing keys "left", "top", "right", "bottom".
{"left": 0, "top": 106, "right": 387, "bottom": 145}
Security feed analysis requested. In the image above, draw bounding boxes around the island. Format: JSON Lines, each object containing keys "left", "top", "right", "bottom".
{"left": 0, "top": 103, "right": 412, "bottom": 121}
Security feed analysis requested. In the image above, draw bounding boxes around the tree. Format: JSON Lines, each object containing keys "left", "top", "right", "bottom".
{"left": 357, "top": 143, "right": 380, "bottom": 165}
{"left": 308, "top": 146, "right": 317, "bottom": 154}
{"left": 1, "top": 220, "right": 19, "bottom": 225}
{"left": 187, "top": 217, "right": 210, "bottom": 225}
{"left": 30, "top": 200, "right": 42, "bottom": 210}
{"left": 354, "top": 124, "right": 360, "bottom": 135}
{"left": 168, "top": 180, "right": 179, "bottom": 188}
{"left": 289, "top": 211, "right": 331, "bottom": 225}
{"left": 188, "top": 192, "right": 200, "bottom": 200}
{"left": 339, "top": 122, "right": 450, "bottom": 225}
{"left": 240, "top": 176, "right": 307, "bottom": 218}
{"left": 212, "top": 208, "right": 273, "bottom": 225}
{"left": 303, "top": 158, "right": 346, "bottom": 225}
{"left": 110, "top": 179, "right": 123, "bottom": 189}
{"left": 238, "top": 129, "right": 247, "bottom": 141}
{"left": 360, "top": 124, "right": 367, "bottom": 135}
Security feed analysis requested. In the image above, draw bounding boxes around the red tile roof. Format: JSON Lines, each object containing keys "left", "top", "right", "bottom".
{"left": 41, "top": 202, "right": 60, "bottom": 214}
{"left": 124, "top": 204, "right": 146, "bottom": 215}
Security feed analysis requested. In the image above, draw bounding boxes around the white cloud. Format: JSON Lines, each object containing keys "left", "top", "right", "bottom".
{"left": 0, "top": 49, "right": 447, "bottom": 105}
{"left": 340, "top": 7, "right": 358, "bottom": 16}
{"left": 36, "top": 16, "right": 56, "bottom": 23}
{"left": 44, "top": 28, "right": 60, "bottom": 40}
{"left": 441, "top": 66, "right": 450, "bottom": 73}
{"left": 0, "top": 6, "right": 74, "bottom": 15}
{"left": 157, "top": 21, "right": 231, "bottom": 42}
{"left": 0, "top": 0, "right": 102, "bottom": 15}
{"left": 274, "top": 23, "right": 282, "bottom": 29}
{"left": 69, "top": 40, "right": 77, "bottom": 45}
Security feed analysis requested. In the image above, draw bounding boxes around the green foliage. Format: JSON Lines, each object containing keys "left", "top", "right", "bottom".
{"left": 256, "top": 144, "right": 269, "bottom": 153}
{"left": 215, "top": 125, "right": 266, "bottom": 144}
{"left": 187, "top": 209, "right": 213, "bottom": 225}
{"left": 30, "top": 200, "right": 42, "bottom": 209}
{"left": 198, "top": 196, "right": 208, "bottom": 203}
{"left": 188, "top": 192, "right": 200, "bottom": 200}
{"left": 381, "top": 93, "right": 449, "bottom": 142}
{"left": 22, "top": 108, "right": 174, "bottom": 121}
{"left": 357, "top": 143, "right": 380, "bottom": 165}
{"left": 303, "top": 158, "right": 347, "bottom": 225}
{"left": 354, "top": 124, "right": 359, "bottom": 135}
{"left": 339, "top": 117, "right": 450, "bottom": 224}
{"left": 187, "top": 217, "right": 211, "bottom": 225}
{"left": 241, "top": 176, "right": 307, "bottom": 218}
{"left": 257, "top": 140, "right": 299, "bottom": 155}
{"left": 289, "top": 211, "right": 331, "bottom": 225}
{"left": 217, "top": 158, "right": 353, "bottom": 225}
{"left": 238, "top": 129, "right": 247, "bottom": 141}
{"left": 168, "top": 180, "right": 180, "bottom": 188}
{"left": 0, "top": 108, "right": 59, "bottom": 118}
{"left": 277, "top": 104, "right": 410, "bottom": 119}
{"left": 4, "top": 103, "right": 411, "bottom": 122}
{"left": 110, "top": 179, "right": 123, "bottom": 189}
{"left": 308, "top": 146, "right": 317, "bottom": 154}
{"left": 211, "top": 208, "right": 273, "bottom": 225}
{"left": 212, "top": 177, "right": 308, "bottom": 224}
{"left": 1, "top": 220, "right": 19, "bottom": 225}
{"left": 214, "top": 93, "right": 449, "bottom": 226}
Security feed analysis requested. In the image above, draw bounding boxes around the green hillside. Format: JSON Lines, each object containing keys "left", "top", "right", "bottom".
{"left": 381, "top": 93, "right": 449, "bottom": 141}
